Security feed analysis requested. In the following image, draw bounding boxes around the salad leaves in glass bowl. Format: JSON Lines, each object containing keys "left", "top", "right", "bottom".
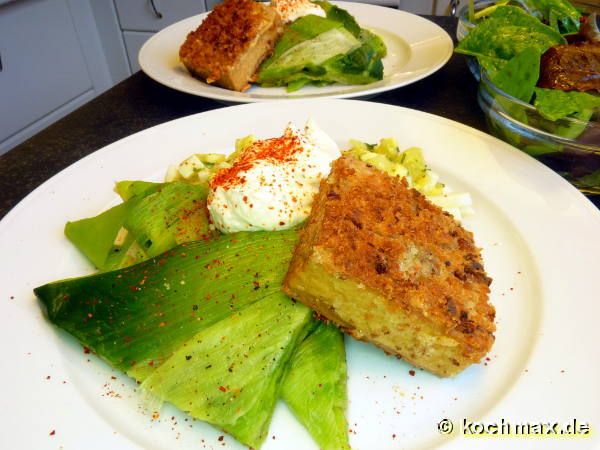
{"left": 478, "top": 68, "right": 600, "bottom": 194}
{"left": 455, "top": 0, "right": 600, "bottom": 194}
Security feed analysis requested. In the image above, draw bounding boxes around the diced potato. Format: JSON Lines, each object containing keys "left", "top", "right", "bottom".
{"left": 196, "top": 153, "right": 227, "bottom": 165}
{"left": 400, "top": 147, "right": 426, "bottom": 183}
{"left": 231, "top": 135, "right": 257, "bottom": 162}
{"left": 178, "top": 155, "right": 205, "bottom": 179}
{"left": 348, "top": 139, "right": 371, "bottom": 154}
{"left": 197, "top": 171, "right": 211, "bottom": 184}
{"left": 113, "top": 227, "right": 129, "bottom": 247}
{"left": 165, "top": 165, "right": 179, "bottom": 182}
{"left": 373, "top": 137, "right": 399, "bottom": 160}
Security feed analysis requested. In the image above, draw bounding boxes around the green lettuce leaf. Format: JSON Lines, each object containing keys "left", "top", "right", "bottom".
{"left": 519, "top": 0, "right": 581, "bottom": 34}
{"left": 572, "top": 170, "right": 600, "bottom": 190}
{"left": 316, "top": 0, "right": 361, "bottom": 37}
{"left": 265, "top": 14, "right": 344, "bottom": 64}
{"left": 490, "top": 47, "right": 541, "bottom": 102}
{"left": 318, "top": 29, "right": 385, "bottom": 84}
{"left": 259, "top": 27, "right": 360, "bottom": 82}
{"left": 456, "top": 6, "right": 565, "bottom": 60}
{"left": 477, "top": 55, "right": 507, "bottom": 78}
{"left": 257, "top": 2, "right": 386, "bottom": 90}
{"left": 552, "top": 109, "right": 595, "bottom": 139}
{"left": 534, "top": 88, "right": 600, "bottom": 121}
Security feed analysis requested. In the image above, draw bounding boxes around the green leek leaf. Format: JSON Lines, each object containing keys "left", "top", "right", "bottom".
{"left": 35, "top": 231, "right": 300, "bottom": 380}
{"left": 114, "top": 180, "right": 164, "bottom": 201}
{"left": 281, "top": 322, "right": 350, "bottom": 450}
{"left": 64, "top": 201, "right": 134, "bottom": 270}
{"left": 142, "top": 293, "right": 312, "bottom": 448}
{"left": 124, "top": 182, "right": 213, "bottom": 258}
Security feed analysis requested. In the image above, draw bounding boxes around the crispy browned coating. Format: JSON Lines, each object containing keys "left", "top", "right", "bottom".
{"left": 179, "top": 0, "right": 283, "bottom": 91}
{"left": 538, "top": 42, "right": 600, "bottom": 92}
{"left": 284, "top": 156, "right": 495, "bottom": 377}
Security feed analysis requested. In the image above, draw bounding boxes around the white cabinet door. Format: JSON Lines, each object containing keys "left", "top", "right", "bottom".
{"left": 0, "top": 0, "right": 93, "bottom": 144}
{"left": 398, "top": 0, "right": 463, "bottom": 15}
{"left": 398, "top": 0, "right": 434, "bottom": 14}
{"left": 123, "top": 31, "right": 154, "bottom": 73}
{"left": 114, "top": 0, "right": 207, "bottom": 32}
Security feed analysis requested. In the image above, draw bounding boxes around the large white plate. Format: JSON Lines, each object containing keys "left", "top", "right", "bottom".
{"left": 139, "top": 2, "right": 453, "bottom": 102}
{"left": 1, "top": 100, "right": 599, "bottom": 450}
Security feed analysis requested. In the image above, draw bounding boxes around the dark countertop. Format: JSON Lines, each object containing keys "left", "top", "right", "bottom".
{"left": 0, "top": 16, "right": 597, "bottom": 219}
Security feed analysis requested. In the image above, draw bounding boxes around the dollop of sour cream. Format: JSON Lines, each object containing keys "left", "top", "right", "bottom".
{"left": 207, "top": 120, "right": 340, "bottom": 233}
{"left": 271, "top": 0, "right": 326, "bottom": 23}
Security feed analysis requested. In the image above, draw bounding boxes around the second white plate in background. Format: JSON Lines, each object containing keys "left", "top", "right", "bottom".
{"left": 139, "top": 2, "right": 453, "bottom": 102}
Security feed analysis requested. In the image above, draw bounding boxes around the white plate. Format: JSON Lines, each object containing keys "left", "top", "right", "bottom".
{"left": 1, "top": 100, "right": 599, "bottom": 450}
{"left": 138, "top": 2, "right": 453, "bottom": 102}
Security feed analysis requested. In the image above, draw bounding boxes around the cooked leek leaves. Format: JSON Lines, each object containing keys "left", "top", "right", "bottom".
{"left": 37, "top": 226, "right": 350, "bottom": 448}
{"left": 64, "top": 200, "right": 139, "bottom": 270}
{"left": 64, "top": 181, "right": 213, "bottom": 271}
{"left": 114, "top": 180, "right": 164, "bottom": 201}
{"left": 35, "top": 231, "right": 300, "bottom": 381}
{"left": 282, "top": 322, "right": 350, "bottom": 450}
{"left": 142, "top": 293, "right": 312, "bottom": 448}
{"left": 123, "top": 182, "right": 213, "bottom": 257}
{"left": 41, "top": 143, "right": 352, "bottom": 447}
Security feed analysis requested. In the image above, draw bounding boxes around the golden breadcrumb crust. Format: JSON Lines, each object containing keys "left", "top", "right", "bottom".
{"left": 284, "top": 156, "right": 495, "bottom": 377}
{"left": 179, "top": 0, "right": 283, "bottom": 91}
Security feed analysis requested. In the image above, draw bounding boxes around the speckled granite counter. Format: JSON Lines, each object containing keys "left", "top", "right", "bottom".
{"left": 0, "top": 16, "right": 597, "bottom": 218}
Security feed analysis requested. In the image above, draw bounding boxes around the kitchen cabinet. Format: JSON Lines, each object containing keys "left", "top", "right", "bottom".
{"left": 123, "top": 31, "right": 155, "bottom": 73}
{"left": 114, "top": 0, "right": 207, "bottom": 73}
{"left": 115, "top": 0, "right": 207, "bottom": 31}
{"left": 399, "top": 0, "right": 463, "bottom": 15}
{"left": 0, "top": 0, "right": 115, "bottom": 155}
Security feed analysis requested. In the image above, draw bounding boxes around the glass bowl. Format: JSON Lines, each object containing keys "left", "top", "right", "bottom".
{"left": 478, "top": 69, "right": 600, "bottom": 195}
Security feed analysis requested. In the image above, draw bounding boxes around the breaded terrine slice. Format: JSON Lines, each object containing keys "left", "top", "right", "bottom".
{"left": 179, "top": 0, "right": 284, "bottom": 92}
{"left": 283, "top": 155, "right": 495, "bottom": 377}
